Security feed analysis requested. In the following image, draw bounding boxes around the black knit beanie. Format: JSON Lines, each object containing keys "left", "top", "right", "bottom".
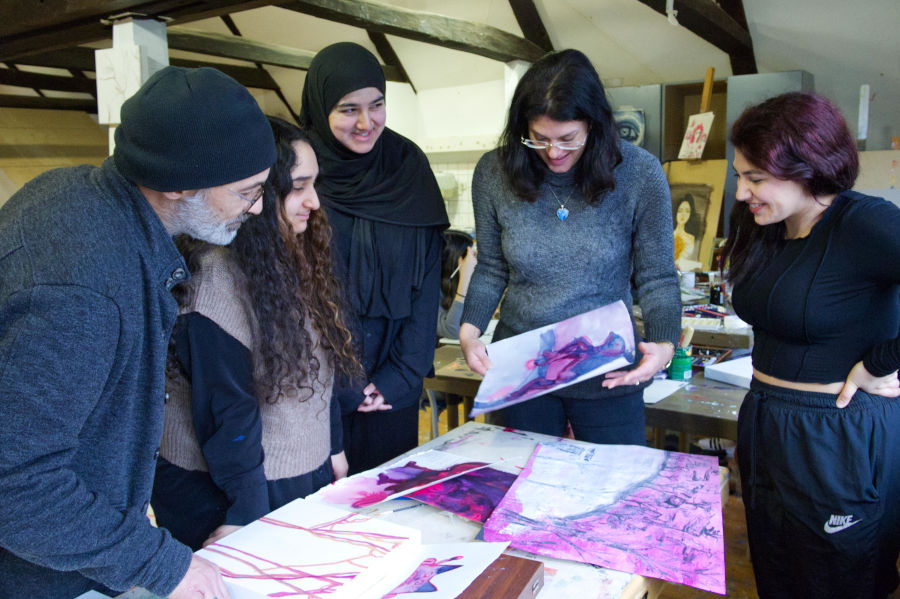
{"left": 114, "top": 66, "right": 276, "bottom": 192}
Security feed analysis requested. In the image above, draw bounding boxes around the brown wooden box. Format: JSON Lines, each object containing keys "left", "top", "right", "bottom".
{"left": 457, "top": 553, "right": 545, "bottom": 599}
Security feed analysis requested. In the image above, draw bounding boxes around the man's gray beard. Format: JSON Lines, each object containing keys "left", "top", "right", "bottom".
{"left": 173, "top": 190, "right": 245, "bottom": 245}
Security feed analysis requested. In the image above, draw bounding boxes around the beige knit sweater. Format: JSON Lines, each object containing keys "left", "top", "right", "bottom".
{"left": 160, "top": 246, "right": 333, "bottom": 480}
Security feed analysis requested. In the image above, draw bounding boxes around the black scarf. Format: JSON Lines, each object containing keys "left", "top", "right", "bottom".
{"left": 299, "top": 42, "right": 449, "bottom": 228}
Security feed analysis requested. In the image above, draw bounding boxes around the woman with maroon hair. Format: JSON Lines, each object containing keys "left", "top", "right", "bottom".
{"left": 722, "top": 92, "right": 900, "bottom": 599}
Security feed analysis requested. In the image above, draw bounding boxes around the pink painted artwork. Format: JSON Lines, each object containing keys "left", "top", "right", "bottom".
{"left": 197, "top": 498, "right": 421, "bottom": 599}
{"left": 381, "top": 556, "right": 463, "bottom": 597}
{"left": 483, "top": 441, "right": 726, "bottom": 594}
{"left": 406, "top": 466, "right": 518, "bottom": 523}
{"left": 319, "top": 450, "right": 491, "bottom": 508}
{"left": 677, "top": 111, "right": 715, "bottom": 159}
{"left": 471, "top": 301, "right": 634, "bottom": 416}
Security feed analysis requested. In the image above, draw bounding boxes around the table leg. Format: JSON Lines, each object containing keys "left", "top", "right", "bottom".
{"left": 426, "top": 390, "right": 439, "bottom": 440}
{"left": 446, "top": 398, "right": 459, "bottom": 430}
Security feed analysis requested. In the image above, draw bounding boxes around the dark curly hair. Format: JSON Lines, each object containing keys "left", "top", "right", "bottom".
{"left": 175, "top": 117, "right": 361, "bottom": 404}
{"left": 498, "top": 49, "right": 622, "bottom": 203}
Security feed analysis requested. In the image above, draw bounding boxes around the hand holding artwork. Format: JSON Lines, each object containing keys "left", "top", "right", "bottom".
{"left": 603, "top": 340, "right": 674, "bottom": 389}
{"left": 836, "top": 361, "right": 900, "bottom": 408}
{"left": 169, "top": 555, "right": 232, "bottom": 599}
{"left": 459, "top": 322, "right": 492, "bottom": 375}
{"left": 358, "top": 382, "right": 392, "bottom": 412}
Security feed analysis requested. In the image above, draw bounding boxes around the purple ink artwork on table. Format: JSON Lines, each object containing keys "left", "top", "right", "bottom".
{"left": 196, "top": 498, "right": 422, "bottom": 599}
{"left": 319, "top": 450, "right": 491, "bottom": 508}
{"left": 471, "top": 301, "right": 635, "bottom": 416}
{"left": 483, "top": 441, "right": 726, "bottom": 594}
{"left": 406, "top": 467, "right": 518, "bottom": 523}
{"left": 381, "top": 556, "right": 464, "bottom": 597}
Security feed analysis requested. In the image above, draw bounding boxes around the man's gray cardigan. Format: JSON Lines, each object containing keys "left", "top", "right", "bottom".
{"left": 0, "top": 159, "right": 192, "bottom": 598}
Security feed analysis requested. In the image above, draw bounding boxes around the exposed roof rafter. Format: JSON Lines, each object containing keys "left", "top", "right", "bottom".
{"left": 367, "top": 31, "right": 416, "bottom": 94}
{"left": 281, "top": 0, "right": 546, "bottom": 63}
{"left": 508, "top": 0, "right": 553, "bottom": 53}
{"left": 0, "top": 0, "right": 275, "bottom": 62}
{"left": 635, "top": 0, "right": 757, "bottom": 75}
{"left": 166, "top": 27, "right": 406, "bottom": 81}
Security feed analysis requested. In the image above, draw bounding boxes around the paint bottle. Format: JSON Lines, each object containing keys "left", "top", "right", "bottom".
{"left": 668, "top": 347, "right": 693, "bottom": 381}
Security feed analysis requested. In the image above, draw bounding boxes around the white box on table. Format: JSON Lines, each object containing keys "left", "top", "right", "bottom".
{"left": 704, "top": 355, "right": 753, "bottom": 388}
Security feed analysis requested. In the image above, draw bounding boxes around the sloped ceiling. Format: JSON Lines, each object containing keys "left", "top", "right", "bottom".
{"left": 0, "top": 0, "right": 744, "bottom": 111}
{"left": 1, "top": 0, "right": 896, "bottom": 148}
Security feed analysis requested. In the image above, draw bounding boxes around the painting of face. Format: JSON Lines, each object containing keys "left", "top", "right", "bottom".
{"left": 526, "top": 115, "right": 589, "bottom": 174}
{"left": 328, "top": 86, "right": 385, "bottom": 154}
{"left": 282, "top": 140, "right": 320, "bottom": 235}
{"left": 676, "top": 200, "right": 691, "bottom": 225}
{"left": 669, "top": 183, "right": 712, "bottom": 271}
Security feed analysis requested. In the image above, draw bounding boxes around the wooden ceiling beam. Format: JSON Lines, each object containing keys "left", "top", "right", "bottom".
{"left": 0, "top": 69, "right": 97, "bottom": 94}
{"left": 12, "top": 48, "right": 282, "bottom": 91}
{"left": 166, "top": 27, "right": 405, "bottom": 81}
{"left": 367, "top": 31, "right": 416, "bottom": 93}
{"left": 635, "top": 0, "right": 757, "bottom": 74}
{"left": 715, "top": 0, "right": 757, "bottom": 74}
{"left": 0, "top": 95, "right": 97, "bottom": 112}
{"left": 0, "top": 1, "right": 275, "bottom": 62}
{"left": 508, "top": 0, "right": 553, "bottom": 52}
{"left": 281, "top": 0, "right": 546, "bottom": 63}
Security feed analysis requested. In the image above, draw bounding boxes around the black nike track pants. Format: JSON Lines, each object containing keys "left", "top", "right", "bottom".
{"left": 737, "top": 379, "right": 900, "bottom": 599}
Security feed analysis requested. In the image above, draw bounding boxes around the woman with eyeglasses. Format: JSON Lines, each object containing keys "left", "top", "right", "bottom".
{"left": 151, "top": 117, "right": 362, "bottom": 550}
{"left": 299, "top": 42, "right": 449, "bottom": 474}
{"left": 459, "top": 49, "right": 681, "bottom": 444}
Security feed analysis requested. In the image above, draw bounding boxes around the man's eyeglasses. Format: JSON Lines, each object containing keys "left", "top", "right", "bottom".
{"left": 225, "top": 185, "right": 264, "bottom": 212}
{"left": 520, "top": 137, "right": 587, "bottom": 151}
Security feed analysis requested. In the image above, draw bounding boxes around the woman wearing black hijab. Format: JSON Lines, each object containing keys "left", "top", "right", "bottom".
{"left": 300, "top": 42, "right": 449, "bottom": 474}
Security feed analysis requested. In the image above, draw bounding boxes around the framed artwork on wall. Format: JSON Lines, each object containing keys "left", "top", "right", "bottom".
{"left": 663, "top": 159, "right": 728, "bottom": 271}
{"left": 670, "top": 183, "right": 714, "bottom": 272}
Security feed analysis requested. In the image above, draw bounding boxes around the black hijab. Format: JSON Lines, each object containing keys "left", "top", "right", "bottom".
{"left": 299, "top": 42, "right": 448, "bottom": 228}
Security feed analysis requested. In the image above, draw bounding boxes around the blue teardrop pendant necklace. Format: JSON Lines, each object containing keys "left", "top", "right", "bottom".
{"left": 548, "top": 186, "right": 571, "bottom": 221}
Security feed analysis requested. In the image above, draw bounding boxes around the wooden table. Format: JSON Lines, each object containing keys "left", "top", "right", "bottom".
{"left": 358, "top": 422, "right": 668, "bottom": 599}
{"left": 645, "top": 372, "right": 746, "bottom": 451}
{"left": 423, "top": 344, "right": 482, "bottom": 437}
{"left": 423, "top": 345, "right": 747, "bottom": 450}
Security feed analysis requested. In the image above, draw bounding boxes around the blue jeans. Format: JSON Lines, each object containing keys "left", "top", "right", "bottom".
{"left": 493, "top": 388, "right": 646, "bottom": 445}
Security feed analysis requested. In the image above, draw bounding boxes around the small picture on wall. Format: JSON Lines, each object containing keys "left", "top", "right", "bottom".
{"left": 613, "top": 109, "right": 645, "bottom": 147}
{"left": 670, "top": 183, "right": 714, "bottom": 272}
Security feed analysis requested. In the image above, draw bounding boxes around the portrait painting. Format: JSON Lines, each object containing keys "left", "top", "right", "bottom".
{"left": 613, "top": 108, "right": 645, "bottom": 147}
{"left": 669, "top": 183, "right": 714, "bottom": 272}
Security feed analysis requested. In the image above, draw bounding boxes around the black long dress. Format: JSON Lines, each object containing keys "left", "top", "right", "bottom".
{"left": 300, "top": 41, "right": 449, "bottom": 473}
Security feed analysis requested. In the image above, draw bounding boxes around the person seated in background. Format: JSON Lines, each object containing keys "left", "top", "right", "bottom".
{"left": 151, "top": 117, "right": 362, "bottom": 550}
{"left": 438, "top": 229, "right": 477, "bottom": 340}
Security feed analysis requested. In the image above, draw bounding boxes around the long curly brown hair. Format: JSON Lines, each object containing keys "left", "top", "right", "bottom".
{"left": 175, "top": 117, "right": 361, "bottom": 404}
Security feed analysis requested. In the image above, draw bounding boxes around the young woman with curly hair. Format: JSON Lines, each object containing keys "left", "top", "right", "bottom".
{"left": 151, "top": 117, "right": 361, "bottom": 550}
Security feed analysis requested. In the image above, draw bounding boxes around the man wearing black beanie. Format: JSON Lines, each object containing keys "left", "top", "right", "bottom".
{"left": 0, "top": 66, "right": 276, "bottom": 599}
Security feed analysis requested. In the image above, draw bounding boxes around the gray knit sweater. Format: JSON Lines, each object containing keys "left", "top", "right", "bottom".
{"left": 461, "top": 142, "right": 681, "bottom": 398}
